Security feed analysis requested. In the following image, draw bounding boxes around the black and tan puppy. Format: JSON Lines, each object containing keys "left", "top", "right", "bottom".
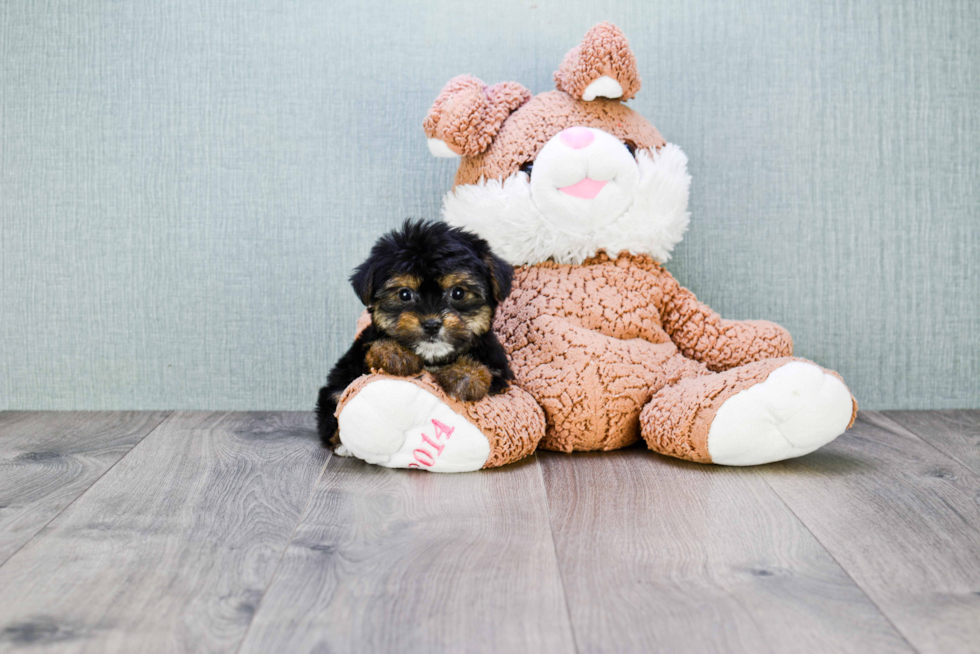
{"left": 315, "top": 219, "right": 514, "bottom": 448}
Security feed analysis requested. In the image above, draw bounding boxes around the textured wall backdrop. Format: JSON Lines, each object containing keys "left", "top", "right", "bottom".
{"left": 1, "top": 0, "right": 978, "bottom": 410}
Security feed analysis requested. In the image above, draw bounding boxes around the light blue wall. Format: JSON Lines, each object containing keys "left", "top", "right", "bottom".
{"left": 2, "top": 0, "right": 978, "bottom": 410}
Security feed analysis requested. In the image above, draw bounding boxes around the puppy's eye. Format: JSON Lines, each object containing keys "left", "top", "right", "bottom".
{"left": 624, "top": 141, "right": 637, "bottom": 157}
{"left": 519, "top": 161, "right": 534, "bottom": 178}
{"left": 398, "top": 288, "right": 413, "bottom": 302}
{"left": 450, "top": 287, "right": 465, "bottom": 301}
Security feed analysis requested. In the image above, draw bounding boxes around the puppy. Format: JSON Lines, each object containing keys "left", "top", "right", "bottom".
{"left": 315, "top": 219, "right": 514, "bottom": 448}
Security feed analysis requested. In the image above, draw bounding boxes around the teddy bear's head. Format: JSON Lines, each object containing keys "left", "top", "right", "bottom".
{"left": 424, "top": 22, "right": 691, "bottom": 266}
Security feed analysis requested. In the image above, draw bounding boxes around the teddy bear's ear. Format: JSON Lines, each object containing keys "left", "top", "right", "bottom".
{"left": 554, "top": 22, "right": 640, "bottom": 102}
{"left": 423, "top": 75, "right": 531, "bottom": 158}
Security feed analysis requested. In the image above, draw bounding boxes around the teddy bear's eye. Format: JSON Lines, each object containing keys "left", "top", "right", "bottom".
{"left": 624, "top": 141, "right": 637, "bottom": 157}
{"left": 519, "top": 161, "right": 534, "bottom": 178}
{"left": 398, "top": 288, "right": 413, "bottom": 302}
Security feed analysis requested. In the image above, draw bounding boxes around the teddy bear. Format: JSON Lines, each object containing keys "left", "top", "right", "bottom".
{"left": 332, "top": 22, "right": 857, "bottom": 472}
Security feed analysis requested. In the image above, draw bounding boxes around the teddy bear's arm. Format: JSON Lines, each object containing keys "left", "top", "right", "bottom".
{"left": 658, "top": 273, "right": 793, "bottom": 372}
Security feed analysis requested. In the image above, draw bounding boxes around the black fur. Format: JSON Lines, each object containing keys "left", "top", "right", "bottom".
{"left": 315, "top": 219, "right": 514, "bottom": 448}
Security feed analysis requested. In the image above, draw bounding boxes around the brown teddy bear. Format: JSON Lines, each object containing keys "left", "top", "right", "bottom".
{"left": 333, "top": 22, "right": 857, "bottom": 472}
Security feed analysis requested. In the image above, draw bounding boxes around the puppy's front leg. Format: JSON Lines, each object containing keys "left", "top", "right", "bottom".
{"left": 365, "top": 339, "right": 424, "bottom": 376}
{"left": 433, "top": 356, "right": 492, "bottom": 402}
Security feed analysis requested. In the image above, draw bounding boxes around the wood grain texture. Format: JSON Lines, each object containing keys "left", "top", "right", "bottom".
{"left": 237, "top": 454, "right": 576, "bottom": 654}
{"left": 539, "top": 448, "right": 912, "bottom": 654}
{"left": 760, "top": 411, "right": 980, "bottom": 654}
{"left": 2, "top": 410, "right": 978, "bottom": 652}
{"left": 884, "top": 410, "right": 980, "bottom": 476}
{"left": 0, "top": 411, "right": 170, "bottom": 566}
{"left": 0, "top": 412, "right": 328, "bottom": 653}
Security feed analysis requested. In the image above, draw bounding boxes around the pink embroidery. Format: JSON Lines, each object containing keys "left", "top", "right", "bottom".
{"left": 421, "top": 433, "right": 445, "bottom": 456}
{"left": 413, "top": 448, "right": 435, "bottom": 466}
{"left": 432, "top": 419, "right": 455, "bottom": 440}
{"left": 409, "top": 419, "right": 457, "bottom": 469}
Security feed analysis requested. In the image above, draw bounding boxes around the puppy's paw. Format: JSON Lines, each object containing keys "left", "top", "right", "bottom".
{"left": 433, "top": 357, "right": 492, "bottom": 402}
{"left": 365, "top": 340, "right": 424, "bottom": 376}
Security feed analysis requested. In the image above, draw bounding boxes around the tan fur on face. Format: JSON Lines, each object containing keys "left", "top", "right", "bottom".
{"left": 396, "top": 312, "right": 420, "bottom": 330}
{"left": 432, "top": 355, "right": 492, "bottom": 402}
{"left": 464, "top": 306, "right": 492, "bottom": 335}
{"left": 372, "top": 310, "right": 396, "bottom": 333}
{"left": 392, "top": 312, "right": 424, "bottom": 340}
{"left": 374, "top": 275, "right": 423, "bottom": 333}
{"left": 365, "top": 339, "right": 424, "bottom": 376}
{"left": 438, "top": 271, "right": 480, "bottom": 290}
{"left": 382, "top": 274, "right": 420, "bottom": 291}
{"left": 440, "top": 313, "right": 469, "bottom": 343}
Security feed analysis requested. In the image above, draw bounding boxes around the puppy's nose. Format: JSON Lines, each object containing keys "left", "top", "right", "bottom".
{"left": 421, "top": 319, "right": 442, "bottom": 335}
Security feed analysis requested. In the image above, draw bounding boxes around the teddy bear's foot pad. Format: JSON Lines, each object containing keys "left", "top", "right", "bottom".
{"left": 337, "top": 379, "right": 491, "bottom": 472}
{"left": 707, "top": 361, "right": 853, "bottom": 466}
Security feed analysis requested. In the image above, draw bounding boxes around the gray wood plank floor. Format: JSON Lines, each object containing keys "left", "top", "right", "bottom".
{"left": 238, "top": 455, "right": 575, "bottom": 654}
{"left": 758, "top": 412, "right": 980, "bottom": 654}
{"left": 0, "top": 410, "right": 977, "bottom": 653}
{"left": 540, "top": 450, "right": 913, "bottom": 653}
{"left": 0, "top": 412, "right": 170, "bottom": 567}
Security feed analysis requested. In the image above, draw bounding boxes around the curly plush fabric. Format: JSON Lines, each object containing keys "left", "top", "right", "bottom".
{"left": 640, "top": 357, "right": 796, "bottom": 462}
{"left": 423, "top": 75, "right": 532, "bottom": 157}
{"left": 336, "top": 371, "right": 546, "bottom": 469}
{"left": 453, "top": 92, "right": 664, "bottom": 186}
{"left": 493, "top": 251, "right": 799, "bottom": 452}
{"left": 554, "top": 22, "right": 641, "bottom": 101}
{"left": 626, "top": 255, "right": 794, "bottom": 371}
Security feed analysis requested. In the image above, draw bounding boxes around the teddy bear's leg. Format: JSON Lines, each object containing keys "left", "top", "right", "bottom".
{"left": 333, "top": 372, "right": 545, "bottom": 472}
{"left": 640, "top": 358, "right": 857, "bottom": 465}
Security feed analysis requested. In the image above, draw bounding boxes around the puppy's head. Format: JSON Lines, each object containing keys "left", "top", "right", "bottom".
{"left": 350, "top": 220, "right": 512, "bottom": 364}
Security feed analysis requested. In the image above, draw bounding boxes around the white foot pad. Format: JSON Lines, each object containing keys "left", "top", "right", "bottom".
{"left": 337, "top": 380, "right": 491, "bottom": 473}
{"left": 707, "top": 362, "right": 854, "bottom": 466}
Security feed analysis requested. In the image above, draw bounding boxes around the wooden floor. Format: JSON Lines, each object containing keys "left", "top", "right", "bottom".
{"left": 0, "top": 411, "right": 978, "bottom": 653}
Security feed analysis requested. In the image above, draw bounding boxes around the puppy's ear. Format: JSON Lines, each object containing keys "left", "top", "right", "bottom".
{"left": 349, "top": 260, "right": 376, "bottom": 306}
{"left": 484, "top": 252, "right": 513, "bottom": 304}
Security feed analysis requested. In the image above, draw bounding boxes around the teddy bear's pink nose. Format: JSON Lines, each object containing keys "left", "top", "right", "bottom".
{"left": 559, "top": 127, "right": 594, "bottom": 150}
